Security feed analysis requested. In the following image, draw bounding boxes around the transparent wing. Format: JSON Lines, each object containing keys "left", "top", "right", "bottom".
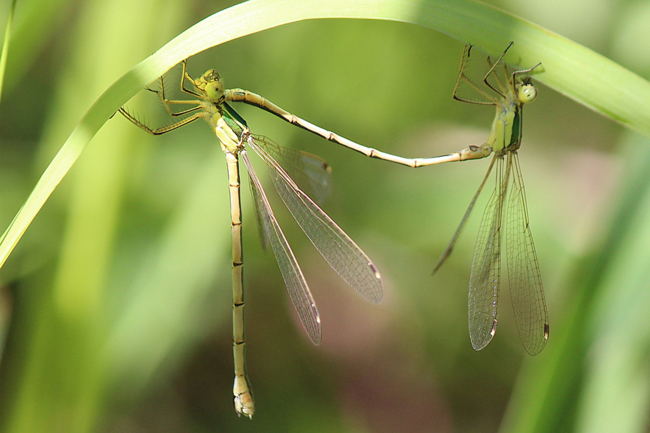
{"left": 505, "top": 153, "right": 549, "bottom": 355}
{"left": 250, "top": 135, "right": 332, "bottom": 251}
{"left": 468, "top": 155, "right": 507, "bottom": 351}
{"left": 249, "top": 176, "right": 270, "bottom": 251}
{"left": 253, "top": 134, "right": 332, "bottom": 205}
{"left": 241, "top": 150, "right": 322, "bottom": 344}
{"left": 247, "top": 135, "right": 383, "bottom": 304}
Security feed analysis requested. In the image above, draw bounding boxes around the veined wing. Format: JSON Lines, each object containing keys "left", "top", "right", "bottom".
{"left": 505, "top": 152, "right": 549, "bottom": 355}
{"left": 249, "top": 136, "right": 332, "bottom": 252}
{"left": 249, "top": 166, "right": 271, "bottom": 251}
{"left": 241, "top": 150, "right": 322, "bottom": 344}
{"left": 254, "top": 135, "right": 332, "bottom": 205}
{"left": 247, "top": 135, "right": 383, "bottom": 304}
{"left": 468, "top": 155, "right": 508, "bottom": 351}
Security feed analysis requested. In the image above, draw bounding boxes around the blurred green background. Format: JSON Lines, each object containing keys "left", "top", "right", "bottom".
{"left": 1, "top": 0, "right": 650, "bottom": 432}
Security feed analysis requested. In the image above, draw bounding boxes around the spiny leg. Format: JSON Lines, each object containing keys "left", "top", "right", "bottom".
{"left": 146, "top": 64, "right": 203, "bottom": 117}
{"left": 453, "top": 45, "right": 498, "bottom": 104}
{"left": 179, "top": 59, "right": 202, "bottom": 98}
{"left": 118, "top": 106, "right": 203, "bottom": 135}
{"left": 511, "top": 61, "right": 542, "bottom": 86}
{"left": 482, "top": 42, "right": 514, "bottom": 97}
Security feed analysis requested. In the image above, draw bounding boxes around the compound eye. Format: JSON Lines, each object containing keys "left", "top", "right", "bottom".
{"left": 206, "top": 80, "right": 225, "bottom": 101}
{"left": 518, "top": 84, "right": 537, "bottom": 103}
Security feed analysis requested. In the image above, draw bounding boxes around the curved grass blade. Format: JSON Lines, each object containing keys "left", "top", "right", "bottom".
{"left": 0, "top": 0, "right": 17, "bottom": 105}
{"left": 3, "top": 0, "right": 649, "bottom": 278}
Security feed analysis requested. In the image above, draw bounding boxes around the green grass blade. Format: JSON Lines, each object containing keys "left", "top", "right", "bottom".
{"left": 0, "top": 0, "right": 17, "bottom": 105}
{"left": 0, "top": 0, "right": 648, "bottom": 273}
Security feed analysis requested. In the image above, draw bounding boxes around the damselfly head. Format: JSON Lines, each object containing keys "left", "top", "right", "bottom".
{"left": 199, "top": 69, "right": 225, "bottom": 102}
{"left": 516, "top": 76, "right": 537, "bottom": 104}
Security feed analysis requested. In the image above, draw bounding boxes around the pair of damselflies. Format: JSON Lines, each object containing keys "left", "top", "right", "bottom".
{"left": 119, "top": 42, "right": 548, "bottom": 418}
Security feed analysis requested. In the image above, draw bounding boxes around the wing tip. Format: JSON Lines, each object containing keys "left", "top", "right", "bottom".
{"left": 366, "top": 262, "right": 384, "bottom": 304}
{"left": 522, "top": 322, "right": 550, "bottom": 356}
{"left": 308, "top": 325, "right": 322, "bottom": 346}
{"left": 471, "top": 319, "right": 498, "bottom": 351}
